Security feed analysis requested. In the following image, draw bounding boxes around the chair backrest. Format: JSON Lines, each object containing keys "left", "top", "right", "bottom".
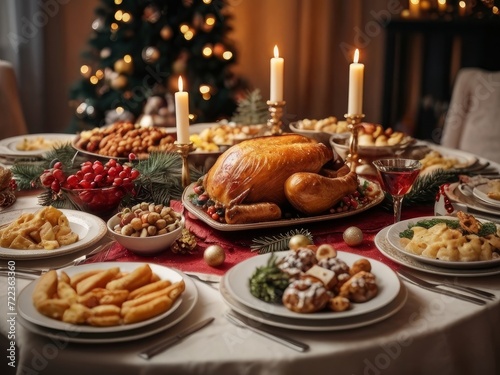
{"left": 0, "top": 60, "right": 28, "bottom": 139}
{"left": 440, "top": 68, "right": 500, "bottom": 164}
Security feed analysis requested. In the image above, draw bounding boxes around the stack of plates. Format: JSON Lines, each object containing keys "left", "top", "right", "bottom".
{"left": 17, "top": 262, "right": 198, "bottom": 343}
{"left": 220, "top": 251, "right": 407, "bottom": 331}
{"left": 375, "top": 217, "right": 500, "bottom": 277}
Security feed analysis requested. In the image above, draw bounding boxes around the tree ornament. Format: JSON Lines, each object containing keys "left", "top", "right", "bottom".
{"left": 343, "top": 226, "right": 364, "bottom": 246}
{"left": 204, "top": 245, "right": 225, "bottom": 266}
{"left": 91, "top": 16, "right": 105, "bottom": 32}
{"left": 114, "top": 58, "right": 134, "bottom": 75}
{"left": 110, "top": 75, "right": 128, "bottom": 90}
{"left": 142, "top": 46, "right": 160, "bottom": 64}
{"left": 288, "top": 234, "right": 312, "bottom": 250}
{"left": 143, "top": 4, "right": 161, "bottom": 23}
{"left": 160, "top": 26, "right": 173, "bottom": 40}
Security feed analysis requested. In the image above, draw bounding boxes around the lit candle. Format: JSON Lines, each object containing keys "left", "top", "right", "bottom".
{"left": 348, "top": 49, "right": 364, "bottom": 115}
{"left": 437, "top": 0, "right": 446, "bottom": 12}
{"left": 409, "top": 0, "right": 420, "bottom": 17}
{"left": 458, "top": 1, "right": 466, "bottom": 16}
{"left": 175, "top": 76, "right": 190, "bottom": 144}
{"left": 270, "top": 45, "right": 284, "bottom": 102}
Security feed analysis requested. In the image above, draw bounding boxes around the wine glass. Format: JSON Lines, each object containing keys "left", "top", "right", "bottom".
{"left": 373, "top": 158, "right": 422, "bottom": 223}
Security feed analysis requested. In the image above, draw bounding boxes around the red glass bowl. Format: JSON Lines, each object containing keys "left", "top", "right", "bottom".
{"left": 62, "top": 186, "right": 127, "bottom": 218}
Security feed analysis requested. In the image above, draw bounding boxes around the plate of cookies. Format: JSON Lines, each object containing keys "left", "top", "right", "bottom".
{"left": 222, "top": 249, "right": 401, "bottom": 321}
{"left": 17, "top": 262, "right": 191, "bottom": 335}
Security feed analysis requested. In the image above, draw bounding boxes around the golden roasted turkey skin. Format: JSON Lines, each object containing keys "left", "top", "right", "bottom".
{"left": 203, "top": 134, "right": 334, "bottom": 207}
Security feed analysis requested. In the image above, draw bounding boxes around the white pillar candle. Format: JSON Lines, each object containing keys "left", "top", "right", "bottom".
{"left": 348, "top": 49, "right": 364, "bottom": 115}
{"left": 175, "top": 76, "right": 190, "bottom": 144}
{"left": 437, "top": 0, "right": 446, "bottom": 12}
{"left": 270, "top": 45, "right": 284, "bottom": 102}
{"left": 409, "top": 0, "right": 420, "bottom": 17}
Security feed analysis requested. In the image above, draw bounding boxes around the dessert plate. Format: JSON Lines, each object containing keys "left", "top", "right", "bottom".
{"left": 0, "top": 208, "right": 107, "bottom": 260}
{"left": 386, "top": 217, "right": 500, "bottom": 269}
{"left": 223, "top": 251, "right": 400, "bottom": 320}
{"left": 220, "top": 277, "right": 407, "bottom": 331}
{"left": 18, "top": 268, "right": 198, "bottom": 343}
{"left": 376, "top": 226, "right": 500, "bottom": 277}
{"left": 473, "top": 184, "right": 500, "bottom": 209}
{"left": 182, "top": 178, "right": 384, "bottom": 231}
{"left": 17, "top": 262, "right": 188, "bottom": 334}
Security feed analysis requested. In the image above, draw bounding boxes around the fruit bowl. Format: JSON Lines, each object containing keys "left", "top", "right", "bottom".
{"left": 107, "top": 211, "right": 184, "bottom": 256}
{"left": 62, "top": 186, "right": 127, "bottom": 219}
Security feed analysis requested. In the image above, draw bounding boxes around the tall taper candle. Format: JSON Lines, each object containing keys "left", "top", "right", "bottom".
{"left": 348, "top": 49, "right": 364, "bottom": 115}
{"left": 270, "top": 45, "right": 284, "bottom": 102}
{"left": 175, "top": 76, "right": 190, "bottom": 144}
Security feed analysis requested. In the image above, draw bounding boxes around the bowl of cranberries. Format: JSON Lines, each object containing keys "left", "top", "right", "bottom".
{"left": 41, "top": 159, "right": 140, "bottom": 218}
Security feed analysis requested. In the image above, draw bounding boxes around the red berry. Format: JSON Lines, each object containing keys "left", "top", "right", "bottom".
{"left": 128, "top": 153, "right": 137, "bottom": 161}
{"left": 51, "top": 180, "right": 60, "bottom": 192}
{"left": 52, "top": 169, "right": 65, "bottom": 182}
{"left": 81, "top": 165, "right": 92, "bottom": 174}
{"left": 130, "top": 169, "right": 140, "bottom": 180}
{"left": 53, "top": 161, "right": 63, "bottom": 169}
{"left": 92, "top": 163, "right": 104, "bottom": 174}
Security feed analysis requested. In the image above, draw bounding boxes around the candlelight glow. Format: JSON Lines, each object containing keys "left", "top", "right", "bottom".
{"left": 459, "top": 1, "right": 465, "bottom": 9}
{"left": 178, "top": 76, "right": 184, "bottom": 92}
{"left": 410, "top": 0, "right": 419, "bottom": 5}
{"left": 353, "top": 49, "right": 359, "bottom": 64}
{"left": 438, "top": 0, "right": 446, "bottom": 5}
{"left": 274, "top": 45, "right": 279, "bottom": 58}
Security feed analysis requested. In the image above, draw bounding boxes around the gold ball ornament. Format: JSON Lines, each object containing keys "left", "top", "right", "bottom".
{"left": 142, "top": 46, "right": 160, "bottom": 64}
{"left": 204, "top": 245, "right": 225, "bottom": 267}
{"left": 289, "top": 234, "right": 312, "bottom": 250}
{"left": 110, "top": 74, "right": 128, "bottom": 90}
{"left": 114, "top": 58, "right": 134, "bottom": 75}
{"left": 343, "top": 226, "right": 364, "bottom": 246}
{"left": 160, "top": 26, "right": 173, "bottom": 40}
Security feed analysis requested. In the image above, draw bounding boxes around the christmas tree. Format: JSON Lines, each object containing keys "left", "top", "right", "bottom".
{"left": 68, "top": 0, "right": 244, "bottom": 132}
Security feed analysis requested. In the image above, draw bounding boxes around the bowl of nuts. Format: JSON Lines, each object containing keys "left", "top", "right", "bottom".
{"left": 107, "top": 202, "right": 184, "bottom": 255}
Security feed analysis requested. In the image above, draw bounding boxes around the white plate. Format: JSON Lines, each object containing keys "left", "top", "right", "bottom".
{"left": 18, "top": 268, "right": 198, "bottom": 343}
{"left": 473, "top": 184, "right": 500, "bottom": 209}
{"left": 220, "top": 276, "right": 407, "bottom": 331}
{"left": 18, "top": 262, "right": 187, "bottom": 334}
{"left": 223, "top": 251, "right": 400, "bottom": 320}
{"left": 0, "top": 133, "right": 75, "bottom": 157}
{"left": 445, "top": 183, "right": 500, "bottom": 218}
{"left": 182, "top": 178, "right": 384, "bottom": 231}
{"left": 0, "top": 208, "right": 107, "bottom": 260}
{"left": 375, "top": 226, "right": 500, "bottom": 277}
{"left": 386, "top": 216, "right": 500, "bottom": 269}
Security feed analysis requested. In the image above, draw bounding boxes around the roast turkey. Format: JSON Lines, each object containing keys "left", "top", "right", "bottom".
{"left": 202, "top": 134, "right": 357, "bottom": 224}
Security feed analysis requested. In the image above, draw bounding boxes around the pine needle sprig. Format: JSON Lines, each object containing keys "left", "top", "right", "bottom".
{"left": 251, "top": 228, "right": 313, "bottom": 254}
{"left": 10, "top": 163, "right": 45, "bottom": 190}
{"left": 231, "top": 89, "right": 269, "bottom": 125}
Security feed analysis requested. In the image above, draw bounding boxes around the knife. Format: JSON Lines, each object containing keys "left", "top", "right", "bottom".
{"left": 225, "top": 312, "right": 309, "bottom": 353}
{"left": 397, "top": 271, "right": 487, "bottom": 305}
{"left": 139, "top": 317, "right": 215, "bottom": 359}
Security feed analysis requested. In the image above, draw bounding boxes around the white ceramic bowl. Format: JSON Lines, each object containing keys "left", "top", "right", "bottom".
{"left": 288, "top": 122, "right": 337, "bottom": 146}
{"left": 107, "top": 214, "right": 184, "bottom": 256}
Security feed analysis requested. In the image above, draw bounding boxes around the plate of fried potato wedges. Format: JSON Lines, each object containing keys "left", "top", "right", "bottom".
{"left": 0, "top": 206, "right": 107, "bottom": 259}
{"left": 17, "top": 262, "right": 193, "bottom": 335}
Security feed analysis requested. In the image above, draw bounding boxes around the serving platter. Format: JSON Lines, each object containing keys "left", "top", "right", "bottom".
{"left": 223, "top": 251, "right": 401, "bottom": 321}
{"left": 18, "top": 265, "right": 198, "bottom": 343}
{"left": 375, "top": 226, "right": 500, "bottom": 277}
{"left": 0, "top": 208, "right": 107, "bottom": 260}
{"left": 0, "top": 133, "right": 75, "bottom": 157}
{"left": 386, "top": 216, "right": 500, "bottom": 269}
{"left": 220, "top": 276, "right": 408, "bottom": 331}
{"left": 182, "top": 177, "right": 384, "bottom": 231}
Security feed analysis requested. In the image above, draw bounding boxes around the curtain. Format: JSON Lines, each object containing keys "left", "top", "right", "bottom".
{"left": 229, "top": 0, "right": 394, "bottom": 125}
{"left": 0, "top": 0, "right": 44, "bottom": 133}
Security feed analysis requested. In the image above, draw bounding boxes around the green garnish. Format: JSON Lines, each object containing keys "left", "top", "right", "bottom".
{"left": 249, "top": 254, "right": 290, "bottom": 303}
{"left": 399, "top": 218, "right": 498, "bottom": 239}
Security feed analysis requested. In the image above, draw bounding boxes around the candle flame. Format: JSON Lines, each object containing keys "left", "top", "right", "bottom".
{"left": 178, "top": 76, "right": 184, "bottom": 92}
{"left": 459, "top": 0, "right": 465, "bottom": 8}
{"left": 353, "top": 49, "right": 359, "bottom": 64}
{"left": 274, "top": 45, "right": 279, "bottom": 58}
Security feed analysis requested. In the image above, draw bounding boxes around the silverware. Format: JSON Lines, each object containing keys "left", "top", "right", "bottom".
{"left": 139, "top": 317, "right": 215, "bottom": 359}
{"left": 398, "top": 269, "right": 495, "bottom": 300}
{"left": 397, "top": 270, "right": 488, "bottom": 305}
{"left": 0, "top": 241, "right": 114, "bottom": 279}
{"left": 185, "top": 273, "right": 220, "bottom": 289}
{"left": 225, "top": 312, "right": 309, "bottom": 353}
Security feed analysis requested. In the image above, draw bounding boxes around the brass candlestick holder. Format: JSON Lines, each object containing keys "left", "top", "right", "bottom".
{"left": 174, "top": 142, "right": 194, "bottom": 188}
{"left": 267, "top": 100, "right": 286, "bottom": 135}
{"left": 344, "top": 113, "right": 365, "bottom": 171}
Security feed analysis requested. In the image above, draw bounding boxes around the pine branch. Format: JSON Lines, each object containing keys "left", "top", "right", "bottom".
{"left": 231, "top": 89, "right": 269, "bottom": 125}
{"left": 251, "top": 229, "right": 313, "bottom": 254}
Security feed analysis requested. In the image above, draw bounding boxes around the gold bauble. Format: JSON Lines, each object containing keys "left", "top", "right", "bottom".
{"left": 288, "top": 234, "right": 312, "bottom": 250}
{"left": 160, "top": 26, "right": 173, "bottom": 40}
{"left": 114, "top": 58, "right": 134, "bottom": 75}
{"left": 110, "top": 74, "right": 128, "bottom": 90}
{"left": 204, "top": 245, "right": 225, "bottom": 267}
{"left": 343, "top": 226, "right": 364, "bottom": 246}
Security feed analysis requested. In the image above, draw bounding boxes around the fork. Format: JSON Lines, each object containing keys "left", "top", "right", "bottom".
{"left": 0, "top": 240, "right": 114, "bottom": 278}
{"left": 398, "top": 269, "right": 495, "bottom": 300}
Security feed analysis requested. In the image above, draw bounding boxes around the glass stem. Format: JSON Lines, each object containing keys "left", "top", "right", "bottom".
{"left": 393, "top": 195, "right": 404, "bottom": 223}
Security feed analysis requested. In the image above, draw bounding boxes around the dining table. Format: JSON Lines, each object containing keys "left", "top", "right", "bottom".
{"left": 1, "top": 144, "right": 500, "bottom": 375}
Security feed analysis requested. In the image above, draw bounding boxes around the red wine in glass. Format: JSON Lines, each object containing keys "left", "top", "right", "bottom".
{"left": 373, "top": 158, "right": 422, "bottom": 223}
